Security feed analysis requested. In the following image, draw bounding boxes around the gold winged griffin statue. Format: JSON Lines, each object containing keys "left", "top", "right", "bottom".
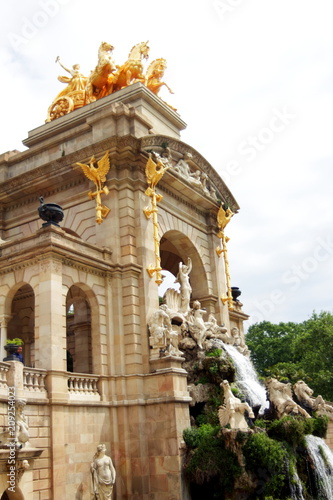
{"left": 216, "top": 203, "right": 235, "bottom": 310}
{"left": 76, "top": 151, "right": 111, "bottom": 224}
{"left": 143, "top": 153, "right": 170, "bottom": 285}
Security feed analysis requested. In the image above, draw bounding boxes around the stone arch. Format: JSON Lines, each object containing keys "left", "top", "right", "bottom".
{"left": 6, "top": 283, "right": 35, "bottom": 367}
{"left": 160, "top": 230, "right": 209, "bottom": 305}
{"left": 66, "top": 283, "right": 100, "bottom": 374}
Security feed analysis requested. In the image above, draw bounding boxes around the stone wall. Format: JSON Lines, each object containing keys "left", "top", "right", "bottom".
{"left": 325, "top": 418, "right": 333, "bottom": 451}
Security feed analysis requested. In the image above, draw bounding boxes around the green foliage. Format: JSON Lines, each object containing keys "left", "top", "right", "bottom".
{"left": 266, "top": 415, "right": 328, "bottom": 447}
{"left": 201, "top": 356, "right": 235, "bottom": 385}
{"left": 183, "top": 425, "right": 242, "bottom": 494}
{"left": 243, "top": 432, "right": 289, "bottom": 496}
{"left": 267, "top": 416, "right": 308, "bottom": 447}
{"left": 205, "top": 348, "right": 222, "bottom": 358}
{"left": 310, "top": 414, "right": 329, "bottom": 438}
{"left": 5, "top": 338, "right": 24, "bottom": 345}
{"left": 246, "top": 311, "right": 333, "bottom": 401}
{"left": 183, "top": 424, "right": 219, "bottom": 449}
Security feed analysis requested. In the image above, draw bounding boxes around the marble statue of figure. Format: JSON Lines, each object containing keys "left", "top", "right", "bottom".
{"left": 230, "top": 327, "right": 250, "bottom": 356}
{"left": 54, "top": 56, "right": 88, "bottom": 99}
{"left": 266, "top": 378, "right": 311, "bottom": 419}
{"left": 293, "top": 380, "right": 333, "bottom": 419}
{"left": 175, "top": 258, "right": 192, "bottom": 313}
{"left": 148, "top": 305, "right": 183, "bottom": 357}
{"left": 91, "top": 444, "right": 116, "bottom": 500}
{"left": 186, "top": 300, "right": 208, "bottom": 349}
{"left": 205, "top": 314, "right": 231, "bottom": 343}
{"left": 218, "top": 380, "right": 254, "bottom": 430}
{"left": 15, "top": 399, "right": 31, "bottom": 448}
{"left": 173, "top": 153, "right": 192, "bottom": 177}
{"left": 188, "top": 170, "right": 202, "bottom": 187}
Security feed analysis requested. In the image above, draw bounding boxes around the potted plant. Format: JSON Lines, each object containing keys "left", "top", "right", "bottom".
{"left": 4, "top": 338, "right": 24, "bottom": 362}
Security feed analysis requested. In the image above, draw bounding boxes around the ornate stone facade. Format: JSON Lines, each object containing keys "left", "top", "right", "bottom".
{"left": 0, "top": 82, "right": 246, "bottom": 499}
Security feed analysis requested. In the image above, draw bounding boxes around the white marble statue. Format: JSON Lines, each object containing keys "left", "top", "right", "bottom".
{"left": 266, "top": 378, "right": 311, "bottom": 419}
{"left": 173, "top": 152, "right": 192, "bottom": 177}
{"left": 205, "top": 314, "right": 231, "bottom": 343}
{"left": 148, "top": 304, "right": 183, "bottom": 358}
{"left": 230, "top": 327, "right": 250, "bottom": 356}
{"left": 218, "top": 380, "right": 254, "bottom": 430}
{"left": 175, "top": 258, "right": 192, "bottom": 314}
{"left": 91, "top": 444, "right": 116, "bottom": 500}
{"left": 186, "top": 300, "right": 208, "bottom": 350}
{"left": 172, "top": 153, "right": 217, "bottom": 199}
{"left": 15, "top": 399, "right": 31, "bottom": 448}
{"left": 293, "top": 380, "right": 333, "bottom": 420}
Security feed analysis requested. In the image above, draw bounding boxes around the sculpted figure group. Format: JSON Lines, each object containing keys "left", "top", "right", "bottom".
{"left": 148, "top": 256, "right": 247, "bottom": 360}
{"left": 47, "top": 41, "right": 174, "bottom": 121}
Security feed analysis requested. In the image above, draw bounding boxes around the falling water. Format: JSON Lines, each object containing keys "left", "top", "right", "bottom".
{"left": 219, "top": 342, "right": 269, "bottom": 413}
{"left": 289, "top": 467, "right": 305, "bottom": 500}
{"left": 305, "top": 435, "right": 333, "bottom": 500}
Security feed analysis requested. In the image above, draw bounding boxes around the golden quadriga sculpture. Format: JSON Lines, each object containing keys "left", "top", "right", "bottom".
{"left": 46, "top": 42, "right": 174, "bottom": 122}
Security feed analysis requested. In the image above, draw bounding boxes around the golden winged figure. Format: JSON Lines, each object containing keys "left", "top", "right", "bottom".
{"left": 76, "top": 150, "right": 110, "bottom": 192}
{"left": 145, "top": 153, "right": 170, "bottom": 194}
{"left": 217, "top": 203, "right": 234, "bottom": 237}
{"left": 76, "top": 150, "right": 111, "bottom": 224}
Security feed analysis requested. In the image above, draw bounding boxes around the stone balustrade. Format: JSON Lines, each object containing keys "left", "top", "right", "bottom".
{"left": 23, "top": 367, "right": 48, "bottom": 399}
{"left": 0, "top": 362, "right": 9, "bottom": 396}
{"left": 67, "top": 373, "right": 101, "bottom": 401}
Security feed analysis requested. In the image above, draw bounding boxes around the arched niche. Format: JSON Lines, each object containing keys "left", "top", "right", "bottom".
{"left": 66, "top": 285, "right": 93, "bottom": 374}
{"left": 7, "top": 284, "right": 35, "bottom": 367}
{"left": 160, "top": 230, "right": 209, "bottom": 303}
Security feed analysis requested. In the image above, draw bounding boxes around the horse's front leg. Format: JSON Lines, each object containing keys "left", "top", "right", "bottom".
{"left": 126, "top": 70, "right": 132, "bottom": 86}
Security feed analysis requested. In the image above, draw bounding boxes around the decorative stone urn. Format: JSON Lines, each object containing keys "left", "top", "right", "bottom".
{"left": 38, "top": 196, "right": 64, "bottom": 227}
{"left": 231, "top": 287, "right": 241, "bottom": 301}
{"left": 3, "top": 344, "right": 20, "bottom": 361}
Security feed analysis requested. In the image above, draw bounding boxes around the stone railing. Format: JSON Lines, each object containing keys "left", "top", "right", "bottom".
{"left": 23, "top": 367, "right": 48, "bottom": 399}
{"left": 0, "top": 362, "right": 9, "bottom": 396}
{"left": 67, "top": 373, "right": 101, "bottom": 401}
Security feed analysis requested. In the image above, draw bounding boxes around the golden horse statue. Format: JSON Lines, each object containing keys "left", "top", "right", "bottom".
{"left": 146, "top": 58, "right": 174, "bottom": 96}
{"left": 85, "top": 41, "right": 117, "bottom": 102}
{"left": 111, "top": 41, "right": 150, "bottom": 93}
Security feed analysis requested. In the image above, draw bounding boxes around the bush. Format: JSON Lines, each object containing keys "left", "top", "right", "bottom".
{"left": 183, "top": 426, "right": 241, "bottom": 494}
{"left": 243, "top": 432, "right": 289, "bottom": 496}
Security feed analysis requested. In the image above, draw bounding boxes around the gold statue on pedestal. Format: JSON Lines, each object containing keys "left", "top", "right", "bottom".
{"left": 46, "top": 41, "right": 174, "bottom": 122}
{"left": 76, "top": 151, "right": 111, "bottom": 224}
{"left": 144, "top": 153, "right": 170, "bottom": 285}
{"left": 216, "top": 204, "right": 234, "bottom": 310}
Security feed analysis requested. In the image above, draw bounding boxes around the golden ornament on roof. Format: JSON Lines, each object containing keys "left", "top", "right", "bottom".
{"left": 46, "top": 41, "right": 174, "bottom": 122}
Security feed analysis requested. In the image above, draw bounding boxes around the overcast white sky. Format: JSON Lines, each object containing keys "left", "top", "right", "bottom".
{"left": 1, "top": 0, "right": 333, "bottom": 327}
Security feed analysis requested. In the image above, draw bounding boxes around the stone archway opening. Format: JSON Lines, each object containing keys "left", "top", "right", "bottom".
{"left": 66, "top": 285, "right": 92, "bottom": 374}
{"left": 7, "top": 284, "right": 35, "bottom": 367}
{"left": 160, "top": 230, "right": 209, "bottom": 306}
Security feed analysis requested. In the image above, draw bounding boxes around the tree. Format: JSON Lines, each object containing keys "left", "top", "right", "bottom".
{"left": 245, "top": 320, "right": 301, "bottom": 376}
{"left": 246, "top": 312, "right": 333, "bottom": 402}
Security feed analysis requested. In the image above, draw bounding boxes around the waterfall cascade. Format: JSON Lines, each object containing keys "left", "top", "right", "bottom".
{"left": 220, "top": 342, "right": 269, "bottom": 413}
{"left": 305, "top": 435, "right": 333, "bottom": 500}
{"left": 289, "top": 468, "right": 305, "bottom": 500}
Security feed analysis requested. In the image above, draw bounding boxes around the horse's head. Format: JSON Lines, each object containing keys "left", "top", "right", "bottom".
{"left": 140, "top": 41, "right": 150, "bottom": 60}
{"left": 99, "top": 42, "right": 114, "bottom": 54}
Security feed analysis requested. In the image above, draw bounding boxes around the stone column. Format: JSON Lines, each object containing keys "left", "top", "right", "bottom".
{"left": 0, "top": 315, "right": 12, "bottom": 362}
{"left": 34, "top": 253, "right": 68, "bottom": 403}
